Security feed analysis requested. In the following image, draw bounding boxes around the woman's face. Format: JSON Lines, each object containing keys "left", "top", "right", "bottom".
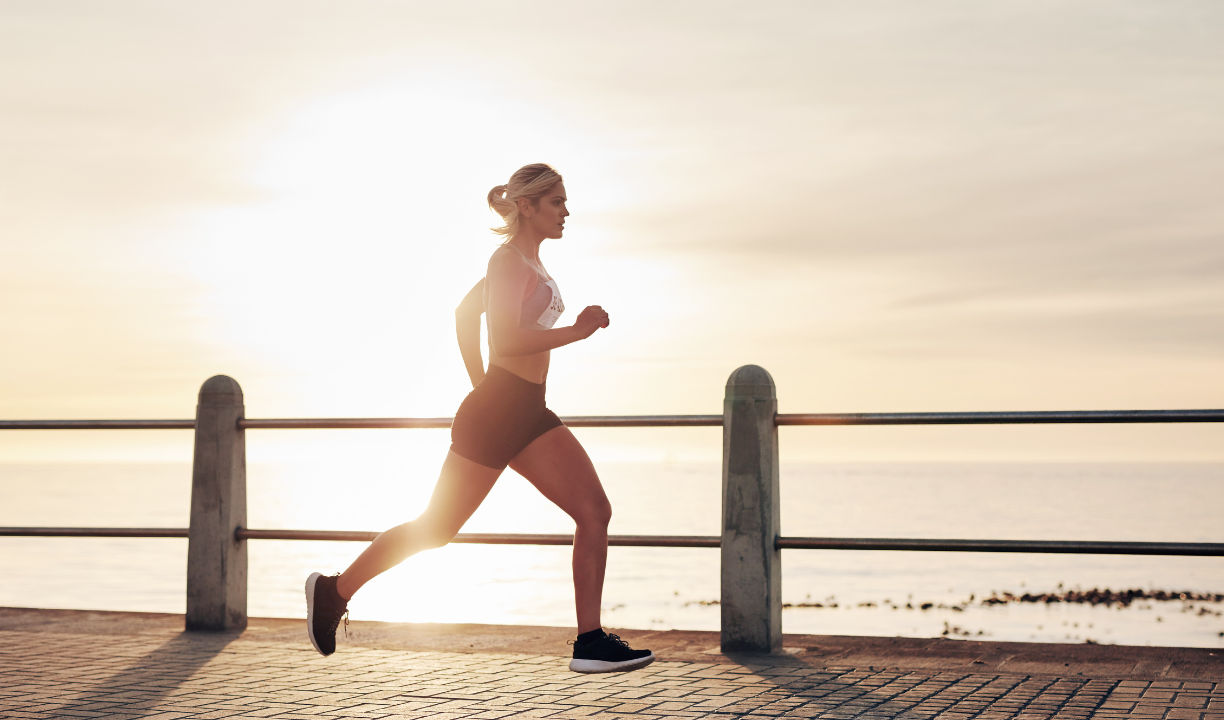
{"left": 522, "top": 181, "right": 568, "bottom": 240}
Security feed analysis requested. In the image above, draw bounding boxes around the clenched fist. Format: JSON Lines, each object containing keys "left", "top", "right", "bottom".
{"left": 574, "top": 305, "right": 610, "bottom": 339}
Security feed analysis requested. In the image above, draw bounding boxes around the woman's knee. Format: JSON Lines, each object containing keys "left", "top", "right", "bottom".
{"left": 578, "top": 497, "right": 612, "bottom": 530}
{"left": 416, "top": 519, "right": 458, "bottom": 550}
{"left": 381, "top": 519, "right": 455, "bottom": 553}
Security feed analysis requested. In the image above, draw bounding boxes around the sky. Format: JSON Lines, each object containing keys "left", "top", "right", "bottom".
{"left": 2, "top": 1, "right": 1223, "bottom": 464}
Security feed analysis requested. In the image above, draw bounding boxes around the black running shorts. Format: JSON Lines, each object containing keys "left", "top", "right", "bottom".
{"left": 450, "top": 364, "right": 565, "bottom": 470}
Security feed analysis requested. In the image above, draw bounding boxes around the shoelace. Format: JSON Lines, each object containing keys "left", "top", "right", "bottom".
{"left": 604, "top": 633, "right": 631, "bottom": 649}
{"left": 572, "top": 633, "right": 632, "bottom": 648}
{"left": 326, "top": 607, "right": 350, "bottom": 639}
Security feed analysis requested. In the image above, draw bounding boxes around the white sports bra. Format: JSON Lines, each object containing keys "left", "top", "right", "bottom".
{"left": 490, "top": 245, "right": 565, "bottom": 330}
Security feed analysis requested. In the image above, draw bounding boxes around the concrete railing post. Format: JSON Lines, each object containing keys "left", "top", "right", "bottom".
{"left": 186, "top": 375, "right": 247, "bottom": 631}
{"left": 720, "top": 365, "right": 781, "bottom": 653}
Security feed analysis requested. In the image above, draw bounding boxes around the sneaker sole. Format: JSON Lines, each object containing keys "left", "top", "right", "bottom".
{"left": 569, "top": 652, "right": 655, "bottom": 674}
{"left": 304, "top": 572, "right": 329, "bottom": 657}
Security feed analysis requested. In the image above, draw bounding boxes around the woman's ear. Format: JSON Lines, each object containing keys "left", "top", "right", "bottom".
{"left": 517, "top": 196, "right": 534, "bottom": 217}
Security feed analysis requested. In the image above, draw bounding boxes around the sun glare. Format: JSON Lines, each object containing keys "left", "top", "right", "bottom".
{"left": 181, "top": 68, "right": 623, "bottom": 412}
{"left": 174, "top": 68, "right": 647, "bottom": 491}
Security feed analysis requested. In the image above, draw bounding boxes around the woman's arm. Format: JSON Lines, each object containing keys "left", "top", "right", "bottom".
{"left": 485, "top": 250, "right": 608, "bottom": 358}
{"left": 455, "top": 278, "right": 486, "bottom": 388}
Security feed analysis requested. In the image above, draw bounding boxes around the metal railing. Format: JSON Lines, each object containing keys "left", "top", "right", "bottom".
{"left": 6, "top": 408, "right": 1221, "bottom": 432}
{"left": 3, "top": 366, "right": 1222, "bottom": 651}
{"left": 5, "top": 527, "right": 1219, "bottom": 557}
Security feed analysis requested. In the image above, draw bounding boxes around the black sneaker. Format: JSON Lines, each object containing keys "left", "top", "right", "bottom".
{"left": 569, "top": 632, "right": 654, "bottom": 673}
{"left": 305, "top": 572, "right": 348, "bottom": 657}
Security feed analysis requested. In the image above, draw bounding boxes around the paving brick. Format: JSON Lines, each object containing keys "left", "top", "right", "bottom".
{"left": 1, "top": 628, "right": 1217, "bottom": 720}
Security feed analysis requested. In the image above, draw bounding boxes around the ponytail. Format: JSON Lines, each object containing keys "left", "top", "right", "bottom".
{"left": 487, "top": 164, "right": 563, "bottom": 238}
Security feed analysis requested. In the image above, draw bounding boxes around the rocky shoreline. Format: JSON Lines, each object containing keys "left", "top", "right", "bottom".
{"left": 686, "top": 587, "right": 1224, "bottom": 614}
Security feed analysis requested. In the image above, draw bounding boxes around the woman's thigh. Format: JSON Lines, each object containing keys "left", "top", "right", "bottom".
{"left": 418, "top": 450, "right": 504, "bottom": 537}
{"left": 509, "top": 426, "right": 611, "bottom": 525}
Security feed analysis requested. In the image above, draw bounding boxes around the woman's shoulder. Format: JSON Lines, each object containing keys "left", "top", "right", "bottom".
{"left": 486, "top": 244, "right": 516, "bottom": 270}
{"left": 487, "top": 244, "right": 514, "bottom": 260}
{"left": 486, "top": 245, "right": 536, "bottom": 281}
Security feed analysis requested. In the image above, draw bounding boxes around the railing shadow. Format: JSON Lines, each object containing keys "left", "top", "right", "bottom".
{"left": 714, "top": 650, "right": 1109, "bottom": 719}
{"left": 55, "top": 631, "right": 237, "bottom": 715}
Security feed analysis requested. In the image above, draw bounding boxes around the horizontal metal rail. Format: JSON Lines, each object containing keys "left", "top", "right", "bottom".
{"left": 777, "top": 537, "right": 1224, "bottom": 556}
{"left": 4, "top": 409, "right": 1223, "bottom": 431}
{"left": 6, "top": 527, "right": 1221, "bottom": 555}
{"left": 0, "top": 527, "right": 189, "bottom": 538}
{"left": 241, "top": 417, "right": 449, "bottom": 429}
{"left": 0, "top": 527, "right": 718, "bottom": 547}
{"left": 0, "top": 420, "right": 195, "bottom": 430}
{"left": 237, "top": 416, "right": 724, "bottom": 429}
{"left": 776, "top": 409, "right": 1224, "bottom": 425}
{"left": 237, "top": 529, "right": 721, "bottom": 547}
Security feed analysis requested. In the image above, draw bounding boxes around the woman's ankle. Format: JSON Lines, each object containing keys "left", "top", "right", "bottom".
{"left": 576, "top": 627, "right": 605, "bottom": 643}
{"left": 335, "top": 574, "right": 356, "bottom": 601}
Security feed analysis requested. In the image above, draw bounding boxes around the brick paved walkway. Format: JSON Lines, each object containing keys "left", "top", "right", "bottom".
{"left": 2, "top": 625, "right": 1221, "bottom": 720}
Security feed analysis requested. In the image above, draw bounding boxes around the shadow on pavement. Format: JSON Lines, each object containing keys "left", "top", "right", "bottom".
{"left": 716, "top": 650, "right": 1113, "bottom": 719}
{"left": 60, "top": 631, "right": 238, "bottom": 714}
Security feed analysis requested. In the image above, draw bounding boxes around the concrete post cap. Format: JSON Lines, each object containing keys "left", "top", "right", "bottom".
{"left": 725, "top": 365, "right": 776, "bottom": 399}
{"left": 198, "top": 375, "right": 244, "bottom": 404}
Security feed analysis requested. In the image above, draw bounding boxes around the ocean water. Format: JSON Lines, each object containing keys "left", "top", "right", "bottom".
{"left": 1, "top": 457, "right": 1221, "bottom": 648}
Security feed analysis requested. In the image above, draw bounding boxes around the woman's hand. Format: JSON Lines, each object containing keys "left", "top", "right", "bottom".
{"left": 573, "top": 305, "right": 610, "bottom": 339}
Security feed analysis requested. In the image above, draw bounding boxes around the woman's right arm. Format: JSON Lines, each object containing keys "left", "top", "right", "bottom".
{"left": 455, "top": 278, "right": 486, "bottom": 388}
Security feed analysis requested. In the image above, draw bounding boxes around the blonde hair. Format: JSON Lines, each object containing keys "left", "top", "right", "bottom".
{"left": 487, "top": 163, "right": 564, "bottom": 238}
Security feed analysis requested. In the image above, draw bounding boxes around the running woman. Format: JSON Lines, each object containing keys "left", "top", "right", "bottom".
{"left": 305, "top": 163, "right": 654, "bottom": 674}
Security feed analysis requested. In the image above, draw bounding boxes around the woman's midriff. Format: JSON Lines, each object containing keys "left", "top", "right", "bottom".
{"left": 487, "top": 351, "right": 550, "bottom": 385}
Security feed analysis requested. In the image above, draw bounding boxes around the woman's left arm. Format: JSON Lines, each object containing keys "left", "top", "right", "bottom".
{"left": 455, "top": 278, "right": 486, "bottom": 388}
